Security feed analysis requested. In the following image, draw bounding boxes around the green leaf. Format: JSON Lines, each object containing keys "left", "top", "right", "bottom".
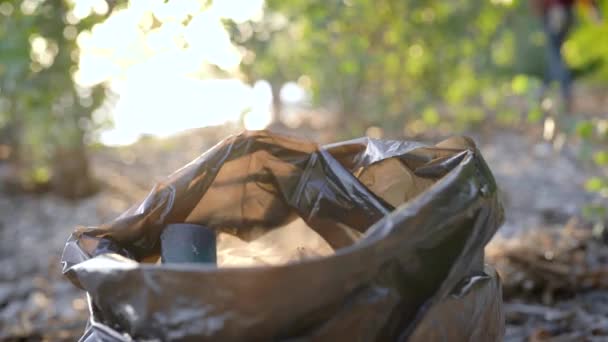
{"left": 32, "top": 166, "right": 50, "bottom": 184}
{"left": 527, "top": 107, "right": 543, "bottom": 123}
{"left": 585, "top": 177, "right": 604, "bottom": 192}
{"left": 576, "top": 121, "right": 594, "bottom": 139}
{"left": 511, "top": 74, "right": 529, "bottom": 94}
{"left": 422, "top": 107, "right": 440, "bottom": 126}
{"left": 593, "top": 151, "right": 608, "bottom": 166}
{"left": 339, "top": 60, "right": 358, "bottom": 75}
{"left": 582, "top": 204, "right": 607, "bottom": 221}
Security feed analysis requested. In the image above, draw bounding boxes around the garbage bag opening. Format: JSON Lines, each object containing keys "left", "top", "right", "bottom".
{"left": 71, "top": 132, "right": 472, "bottom": 268}
{"left": 356, "top": 157, "right": 437, "bottom": 208}
{"left": 217, "top": 217, "right": 338, "bottom": 267}
{"left": 216, "top": 147, "right": 457, "bottom": 267}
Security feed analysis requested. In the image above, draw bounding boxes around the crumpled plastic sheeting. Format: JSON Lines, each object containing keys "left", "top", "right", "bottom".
{"left": 61, "top": 131, "right": 505, "bottom": 341}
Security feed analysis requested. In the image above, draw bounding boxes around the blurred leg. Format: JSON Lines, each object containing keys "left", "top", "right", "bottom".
{"left": 557, "top": 11, "right": 573, "bottom": 112}
{"left": 543, "top": 7, "right": 573, "bottom": 112}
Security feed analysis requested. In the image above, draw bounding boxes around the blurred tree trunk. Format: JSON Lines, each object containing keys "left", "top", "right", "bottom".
{"left": 51, "top": 143, "right": 97, "bottom": 199}
{"left": 271, "top": 83, "right": 283, "bottom": 124}
{"left": 3, "top": 101, "right": 20, "bottom": 164}
{"left": 0, "top": 101, "right": 22, "bottom": 193}
{"left": 50, "top": 106, "right": 97, "bottom": 198}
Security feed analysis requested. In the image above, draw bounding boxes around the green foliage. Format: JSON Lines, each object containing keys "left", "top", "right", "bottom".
{"left": 578, "top": 118, "right": 608, "bottom": 216}
{"left": 593, "top": 151, "right": 608, "bottom": 166}
{"left": 576, "top": 120, "right": 595, "bottom": 139}
{"left": 0, "top": 0, "right": 111, "bottom": 184}
{"left": 422, "top": 107, "right": 440, "bottom": 126}
{"left": 582, "top": 204, "right": 606, "bottom": 222}
{"left": 585, "top": 176, "right": 605, "bottom": 192}
{"left": 527, "top": 106, "right": 543, "bottom": 123}
{"left": 511, "top": 74, "right": 530, "bottom": 94}
{"left": 228, "top": 0, "right": 608, "bottom": 224}
{"left": 566, "top": 1, "right": 608, "bottom": 81}
{"left": 228, "top": 0, "right": 562, "bottom": 134}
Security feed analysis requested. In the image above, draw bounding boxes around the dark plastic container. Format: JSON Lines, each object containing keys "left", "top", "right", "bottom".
{"left": 160, "top": 223, "right": 216, "bottom": 264}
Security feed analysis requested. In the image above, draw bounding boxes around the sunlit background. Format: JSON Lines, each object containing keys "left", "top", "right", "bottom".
{"left": 73, "top": 0, "right": 298, "bottom": 145}
{"left": 0, "top": 0, "right": 607, "bottom": 203}
{"left": 0, "top": 0, "right": 607, "bottom": 202}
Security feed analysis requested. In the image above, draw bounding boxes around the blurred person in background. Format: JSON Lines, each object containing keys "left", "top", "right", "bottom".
{"left": 531, "top": 0, "right": 602, "bottom": 113}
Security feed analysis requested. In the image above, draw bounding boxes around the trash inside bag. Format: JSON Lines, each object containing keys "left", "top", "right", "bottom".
{"left": 61, "top": 131, "right": 505, "bottom": 341}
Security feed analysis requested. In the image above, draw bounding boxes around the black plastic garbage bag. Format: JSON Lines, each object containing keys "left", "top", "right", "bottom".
{"left": 61, "top": 131, "right": 505, "bottom": 341}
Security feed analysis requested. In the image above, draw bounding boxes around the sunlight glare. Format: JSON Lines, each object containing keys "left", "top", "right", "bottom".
{"left": 184, "top": 11, "right": 241, "bottom": 70}
{"left": 151, "top": 0, "right": 201, "bottom": 22}
{"left": 243, "top": 80, "right": 273, "bottom": 130}
{"left": 74, "top": 0, "right": 274, "bottom": 146}
{"left": 243, "top": 109, "right": 273, "bottom": 130}
{"left": 281, "top": 82, "right": 307, "bottom": 104}
{"left": 101, "top": 77, "right": 253, "bottom": 146}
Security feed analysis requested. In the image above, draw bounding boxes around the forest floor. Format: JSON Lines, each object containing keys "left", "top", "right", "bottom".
{"left": 0, "top": 110, "right": 607, "bottom": 340}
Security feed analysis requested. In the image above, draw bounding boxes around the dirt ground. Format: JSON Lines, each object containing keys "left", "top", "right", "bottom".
{"left": 0, "top": 123, "right": 606, "bottom": 340}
